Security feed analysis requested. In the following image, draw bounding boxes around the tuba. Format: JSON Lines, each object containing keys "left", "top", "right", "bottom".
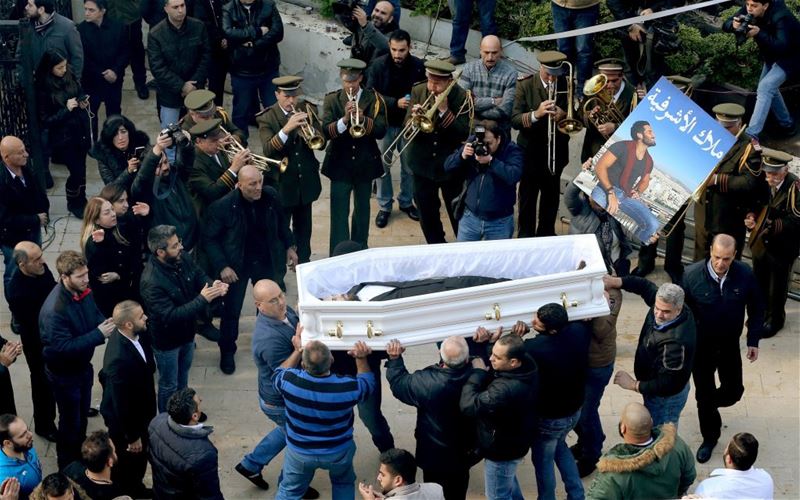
{"left": 347, "top": 89, "right": 366, "bottom": 138}
{"left": 220, "top": 126, "right": 288, "bottom": 173}
{"left": 582, "top": 73, "right": 626, "bottom": 128}
{"left": 290, "top": 103, "right": 325, "bottom": 150}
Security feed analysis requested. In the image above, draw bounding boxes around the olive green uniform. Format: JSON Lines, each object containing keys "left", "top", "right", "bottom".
{"left": 580, "top": 81, "right": 635, "bottom": 162}
{"left": 182, "top": 107, "right": 247, "bottom": 145}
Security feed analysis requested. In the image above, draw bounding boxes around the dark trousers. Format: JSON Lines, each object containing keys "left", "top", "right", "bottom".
{"left": 86, "top": 80, "right": 123, "bottom": 142}
{"left": 286, "top": 203, "right": 313, "bottom": 263}
{"left": 52, "top": 144, "right": 88, "bottom": 205}
{"left": 753, "top": 252, "right": 793, "bottom": 331}
{"left": 208, "top": 48, "right": 230, "bottom": 106}
{"left": 517, "top": 164, "right": 562, "bottom": 238}
{"left": 19, "top": 331, "right": 57, "bottom": 434}
{"left": 329, "top": 179, "right": 372, "bottom": 255}
{"left": 356, "top": 367, "right": 394, "bottom": 453}
{"left": 637, "top": 215, "right": 685, "bottom": 277}
{"left": 621, "top": 36, "right": 668, "bottom": 89}
{"left": 220, "top": 261, "right": 273, "bottom": 354}
{"left": 126, "top": 19, "right": 147, "bottom": 88}
{"left": 423, "top": 462, "right": 469, "bottom": 500}
{"left": 692, "top": 341, "right": 744, "bottom": 443}
{"left": 47, "top": 366, "right": 93, "bottom": 470}
{"left": 109, "top": 431, "right": 149, "bottom": 495}
{"left": 412, "top": 175, "right": 462, "bottom": 244}
{"left": 231, "top": 71, "right": 278, "bottom": 139}
{"left": 0, "top": 366, "right": 16, "bottom": 416}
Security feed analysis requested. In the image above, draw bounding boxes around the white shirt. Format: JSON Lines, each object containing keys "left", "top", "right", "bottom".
{"left": 612, "top": 80, "right": 626, "bottom": 103}
{"left": 278, "top": 105, "right": 291, "bottom": 144}
{"left": 706, "top": 259, "right": 728, "bottom": 292}
{"left": 4, "top": 165, "right": 26, "bottom": 186}
{"left": 123, "top": 334, "right": 147, "bottom": 363}
{"left": 694, "top": 467, "right": 774, "bottom": 499}
{"left": 337, "top": 88, "right": 362, "bottom": 133}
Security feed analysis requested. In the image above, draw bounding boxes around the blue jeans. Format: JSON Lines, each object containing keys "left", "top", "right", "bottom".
{"left": 748, "top": 63, "right": 793, "bottom": 139}
{"left": 450, "top": 0, "right": 497, "bottom": 59}
{"left": 484, "top": 457, "right": 524, "bottom": 500}
{"left": 457, "top": 208, "right": 514, "bottom": 241}
{"left": 241, "top": 400, "right": 287, "bottom": 474}
{"left": 377, "top": 125, "right": 414, "bottom": 212}
{"left": 231, "top": 71, "right": 279, "bottom": 139}
{"left": 643, "top": 381, "right": 690, "bottom": 428}
{"left": 159, "top": 106, "right": 181, "bottom": 163}
{"left": 276, "top": 441, "right": 357, "bottom": 500}
{"left": 47, "top": 366, "right": 93, "bottom": 470}
{"left": 153, "top": 342, "right": 195, "bottom": 413}
{"left": 574, "top": 363, "right": 614, "bottom": 463}
{"left": 591, "top": 185, "right": 659, "bottom": 244}
{"left": 532, "top": 409, "right": 585, "bottom": 500}
{"left": 551, "top": 3, "right": 599, "bottom": 88}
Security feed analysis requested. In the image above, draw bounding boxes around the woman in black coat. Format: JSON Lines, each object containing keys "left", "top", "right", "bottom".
{"left": 35, "top": 50, "right": 91, "bottom": 218}
{"left": 80, "top": 197, "right": 142, "bottom": 316}
{"left": 92, "top": 115, "right": 150, "bottom": 190}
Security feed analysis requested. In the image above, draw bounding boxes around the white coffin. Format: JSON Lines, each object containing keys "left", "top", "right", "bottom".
{"left": 296, "top": 235, "right": 610, "bottom": 349}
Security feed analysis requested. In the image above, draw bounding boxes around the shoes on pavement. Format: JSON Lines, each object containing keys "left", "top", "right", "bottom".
{"left": 569, "top": 442, "right": 582, "bottom": 460}
{"left": 375, "top": 210, "right": 390, "bottom": 228}
{"left": 10, "top": 316, "right": 20, "bottom": 335}
{"left": 220, "top": 352, "right": 236, "bottom": 374}
{"left": 399, "top": 204, "right": 420, "bottom": 221}
{"left": 198, "top": 411, "right": 208, "bottom": 423}
{"left": 696, "top": 440, "right": 716, "bottom": 463}
{"left": 88, "top": 407, "right": 99, "bottom": 417}
{"left": 630, "top": 265, "right": 654, "bottom": 278}
{"left": 136, "top": 85, "right": 150, "bottom": 100}
{"left": 774, "top": 120, "right": 797, "bottom": 139}
{"left": 197, "top": 322, "right": 221, "bottom": 342}
{"left": 342, "top": 34, "right": 353, "bottom": 46}
{"left": 447, "top": 55, "right": 466, "bottom": 65}
{"left": 761, "top": 321, "right": 782, "bottom": 338}
{"left": 131, "top": 486, "right": 153, "bottom": 498}
{"left": 576, "top": 459, "right": 597, "bottom": 478}
{"left": 303, "top": 486, "right": 321, "bottom": 499}
{"left": 35, "top": 429, "right": 58, "bottom": 442}
{"left": 45, "top": 171, "right": 54, "bottom": 189}
{"left": 235, "top": 463, "right": 270, "bottom": 490}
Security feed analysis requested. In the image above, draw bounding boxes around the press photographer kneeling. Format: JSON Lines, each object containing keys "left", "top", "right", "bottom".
{"left": 723, "top": 0, "right": 800, "bottom": 145}
{"left": 443, "top": 120, "right": 524, "bottom": 241}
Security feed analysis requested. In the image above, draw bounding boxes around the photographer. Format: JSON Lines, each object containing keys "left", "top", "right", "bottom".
{"left": 443, "top": 120, "right": 523, "bottom": 241}
{"left": 723, "top": 0, "right": 799, "bottom": 144}
{"left": 131, "top": 127, "right": 200, "bottom": 253}
{"left": 344, "top": 1, "right": 396, "bottom": 65}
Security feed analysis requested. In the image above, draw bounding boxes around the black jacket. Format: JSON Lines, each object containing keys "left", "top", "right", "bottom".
{"left": 39, "top": 283, "right": 106, "bottom": 376}
{"left": 99, "top": 330, "right": 156, "bottom": 445}
{"left": 365, "top": 52, "right": 426, "bottom": 126}
{"left": 6, "top": 265, "right": 56, "bottom": 351}
{"left": 36, "top": 72, "right": 91, "bottom": 150}
{"left": 222, "top": 0, "right": 283, "bottom": 76}
{"left": 0, "top": 163, "right": 49, "bottom": 247}
{"left": 203, "top": 187, "right": 293, "bottom": 279}
{"left": 84, "top": 227, "right": 142, "bottom": 317}
{"left": 723, "top": 1, "right": 800, "bottom": 78}
{"left": 92, "top": 130, "right": 150, "bottom": 188}
{"left": 147, "top": 17, "right": 210, "bottom": 108}
{"left": 77, "top": 17, "right": 129, "bottom": 89}
{"left": 139, "top": 255, "right": 212, "bottom": 351}
{"left": 682, "top": 260, "right": 764, "bottom": 348}
{"left": 385, "top": 356, "right": 476, "bottom": 470}
{"left": 131, "top": 146, "right": 199, "bottom": 251}
{"left": 460, "top": 355, "right": 538, "bottom": 461}
{"left": 148, "top": 413, "right": 223, "bottom": 500}
{"left": 525, "top": 321, "right": 591, "bottom": 419}
{"left": 622, "top": 276, "right": 696, "bottom": 397}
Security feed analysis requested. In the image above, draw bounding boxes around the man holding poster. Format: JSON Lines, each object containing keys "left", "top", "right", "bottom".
{"left": 590, "top": 120, "right": 660, "bottom": 244}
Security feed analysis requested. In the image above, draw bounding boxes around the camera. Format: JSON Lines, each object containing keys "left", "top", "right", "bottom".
{"left": 734, "top": 13, "right": 753, "bottom": 45}
{"left": 160, "top": 123, "right": 190, "bottom": 148}
{"left": 332, "top": 0, "right": 366, "bottom": 29}
{"left": 471, "top": 125, "right": 489, "bottom": 157}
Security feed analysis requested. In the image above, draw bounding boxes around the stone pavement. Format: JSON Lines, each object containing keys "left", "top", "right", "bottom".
{"left": 2, "top": 78, "right": 798, "bottom": 499}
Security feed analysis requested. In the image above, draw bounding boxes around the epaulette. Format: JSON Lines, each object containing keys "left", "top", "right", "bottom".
{"left": 517, "top": 73, "right": 534, "bottom": 81}
{"left": 325, "top": 89, "right": 341, "bottom": 97}
{"left": 216, "top": 106, "right": 231, "bottom": 123}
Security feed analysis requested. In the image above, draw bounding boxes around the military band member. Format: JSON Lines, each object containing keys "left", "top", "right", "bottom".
{"left": 694, "top": 103, "right": 763, "bottom": 260}
{"left": 257, "top": 75, "right": 324, "bottom": 264}
{"left": 187, "top": 118, "right": 249, "bottom": 218}
{"left": 321, "top": 58, "right": 387, "bottom": 255}
{"left": 181, "top": 89, "right": 247, "bottom": 146}
{"left": 511, "top": 50, "right": 570, "bottom": 237}
{"left": 405, "top": 59, "right": 473, "bottom": 244}
{"left": 580, "top": 58, "right": 635, "bottom": 164}
{"left": 745, "top": 149, "right": 799, "bottom": 338}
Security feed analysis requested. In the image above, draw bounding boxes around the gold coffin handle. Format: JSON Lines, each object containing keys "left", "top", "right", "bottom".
{"left": 484, "top": 303, "right": 501, "bottom": 321}
{"left": 561, "top": 292, "right": 579, "bottom": 309}
{"left": 328, "top": 321, "right": 343, "bottom": 339}
{"left": 366, "top": 320, "right": 383, "bottom": 339}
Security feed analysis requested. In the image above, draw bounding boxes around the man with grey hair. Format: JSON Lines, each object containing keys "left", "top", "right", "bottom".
{"left": 604, "top": 275, "right": 696, "bottom": 427}
{"left": 385, "top": 337, "right": 475, "bottom": 499}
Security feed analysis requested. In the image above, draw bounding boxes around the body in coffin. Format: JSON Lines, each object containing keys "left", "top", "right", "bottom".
{"left": 297, "top": 234, "right": 611, "bottom": 349}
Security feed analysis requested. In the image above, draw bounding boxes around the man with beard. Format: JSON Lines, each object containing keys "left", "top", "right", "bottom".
{"left": 357, "top": 449, "right": 444, "bottom": 499}
{"left": 39, "top": 251, "right": 115, "bottom": 469}
{"left": 349, "top": 1, "right": 397, "bottom": 66}
{"left": 98, "top": 301, "right": 157, "bottom": 497}
{"left": 366, "top": 29, "right": 424, "bottom": 229}
{"left": 591, "top": 120, "right": 660, "bottom": 245}
{"left": 63, "top": 431, "right": 124, "bottom": 499}
{"left": 0, "top": 414, "right": 43, "bottom": 498}
{"left": 16, "top": 0, "right": 83, "bottom": 80}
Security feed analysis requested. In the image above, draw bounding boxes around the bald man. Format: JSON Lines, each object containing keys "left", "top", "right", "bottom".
{"left": 0, "top": 136, "right": 49, "bottom": 291}
{"left": 681, "top": 233, "right": 764, "bottom": 464}
{"left": 586, "top": 403, "right": 695, "bottom": 499}
{"left": 458, "top": 35, "right": 517, "bottom": 130}
{"left": 204, "top": 166, "right": 297, "bottom": 374}
{"left": 349, "top": 0, "right": 396, "bottom": 65}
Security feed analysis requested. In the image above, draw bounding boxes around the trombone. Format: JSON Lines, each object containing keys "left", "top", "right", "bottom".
{"left": 220, "top": 126, "right": 288, "bottom": 173}
{"left": 382, "top": 69, "right": 463, "bottom": 165}
{"left": 546, "top": 61, "right": 583, "bottom": 175}
{"left": 290, "top": 103, "right": 325, "bottom": 150}
{"left": 347, "top": 89, "right": 366, "bottom": 138}
{"left": 582, "top": 73, "right": 626, "bottom": 129}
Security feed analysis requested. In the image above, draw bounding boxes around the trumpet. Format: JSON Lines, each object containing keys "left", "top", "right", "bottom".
{"left": 290, "top": 103, "right": 325, "bottom": 150}
{"left": 582, "top": 73, "right": 626, "bottom": 128}
{"left": 381, "top": 69, "right": 463, "bottom": 165}
{"left": 347, "top": 89, "right": 366, "bottom": 138}
{"left": 220, "top": 126, "right": 288, "bottom": 173}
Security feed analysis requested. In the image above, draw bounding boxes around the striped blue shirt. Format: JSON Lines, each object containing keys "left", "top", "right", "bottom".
{"left": 273, "top": 367, "right": 375, "bottom": 454}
